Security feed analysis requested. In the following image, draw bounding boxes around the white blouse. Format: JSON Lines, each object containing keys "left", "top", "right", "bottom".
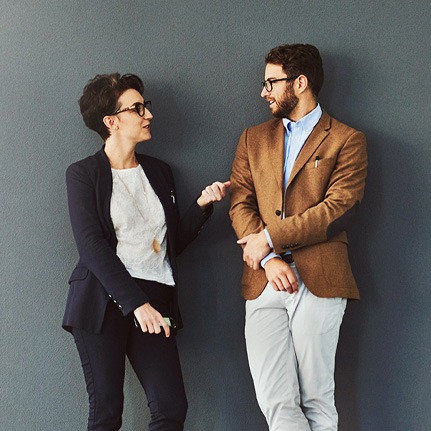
{"left": 110, "top": 165, "right": 175, "bottom": 286}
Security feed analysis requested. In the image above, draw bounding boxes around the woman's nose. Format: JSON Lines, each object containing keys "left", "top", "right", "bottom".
{"left": 144, "top": 108, "right": 153, "bottom": 120}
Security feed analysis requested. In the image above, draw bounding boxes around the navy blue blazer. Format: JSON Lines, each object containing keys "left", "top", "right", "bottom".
{"left": 62, "top": 148, "right": 212, "bottom": 333}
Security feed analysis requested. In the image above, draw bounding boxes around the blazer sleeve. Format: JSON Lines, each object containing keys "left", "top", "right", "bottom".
{"left": 266, "top": 130, "right": 367, "bottom": 253}
{"left": 162, "top": 162, "right": 213, "bottom": 256}
{"left": 229, "top": 128, "right": 266, "bottom": 239}
{"left": 66, "top": 161, "right": 149, "bottom": 316}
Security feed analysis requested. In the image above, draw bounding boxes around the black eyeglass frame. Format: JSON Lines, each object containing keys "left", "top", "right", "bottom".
{"left": 114, "top": 100, "right": 152, "bottom": 117}
{"left": 261, "top": 76, "right": 299, "bottom": 92}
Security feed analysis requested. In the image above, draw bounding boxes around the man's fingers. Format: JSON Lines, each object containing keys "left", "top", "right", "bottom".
{"left": 237, "top": 235, "right": 249, "bottom": 245}
{"left": 265, "top": 259, "right": 299, "bottom": 294}
{"left": 286, "top": 272, "right": 298, "bottom": 293}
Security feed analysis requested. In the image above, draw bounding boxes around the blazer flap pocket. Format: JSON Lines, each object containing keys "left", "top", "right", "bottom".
{"left": 68, "top": 267, "right": 89, "bottom": 284}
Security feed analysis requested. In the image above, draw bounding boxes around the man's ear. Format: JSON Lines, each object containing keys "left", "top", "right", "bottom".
{"left": 103, "top": 115, "right": 118, "bottom": 131}
{"left": 295, "top": 74, "right": 309, "bottom": 95}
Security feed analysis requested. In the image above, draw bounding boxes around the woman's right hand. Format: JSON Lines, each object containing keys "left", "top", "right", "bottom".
{"left": 133, "top": 303, "right": 170, "bottom": 337}
{"left": 196, "top": 181, "right": 231, "bottom": 208}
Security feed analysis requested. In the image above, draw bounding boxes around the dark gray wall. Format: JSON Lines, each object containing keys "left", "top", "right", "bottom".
{"left": 1, "top": 1, "right": 430, "bottom": 430}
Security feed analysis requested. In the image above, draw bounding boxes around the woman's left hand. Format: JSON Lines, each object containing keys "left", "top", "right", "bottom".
{"left": 197, "top": 181, "right": 231, "bottom": 208}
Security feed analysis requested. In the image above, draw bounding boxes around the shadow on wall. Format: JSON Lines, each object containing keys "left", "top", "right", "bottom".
{"left": 318, "top": 52, "right": 371, "bottom": 431}
{"left": 335, "top": 126, "right": 382, "bottom": 431}
{"left": 336, "top": 127, "right": 429, "bottom": 430}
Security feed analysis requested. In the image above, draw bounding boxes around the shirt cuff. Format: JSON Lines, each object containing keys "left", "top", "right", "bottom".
{"left": 263, "top": 228, "right": 274, "bottom": 248}
{"left": 260, "top": 229, "right": 278, "bottom": 268}
{"left": 261, "top": 252, "right": 282, "bottom": 268}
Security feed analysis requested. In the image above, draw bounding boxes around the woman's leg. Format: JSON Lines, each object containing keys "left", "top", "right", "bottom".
{"left": 127, "top": 330, "right": 188, "bottom": 431}
{"left": 128, "top": 280, "right": 187, "bottom": 431}
{"left": 72, "top": 301, "right": 129, "bottom": 431}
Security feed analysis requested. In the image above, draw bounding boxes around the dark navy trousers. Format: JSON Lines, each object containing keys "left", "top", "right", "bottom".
{"left": 72, "top": 280, "right": 187, "bottom": 431}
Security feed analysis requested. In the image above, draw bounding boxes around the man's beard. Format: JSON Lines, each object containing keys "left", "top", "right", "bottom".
{"left": 272, "top": 85, "right": 298, "bottom": 118}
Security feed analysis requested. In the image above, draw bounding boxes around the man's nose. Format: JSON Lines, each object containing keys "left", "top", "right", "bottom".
{"left": 261, "top": 87, "right": 270, "bottom": 98}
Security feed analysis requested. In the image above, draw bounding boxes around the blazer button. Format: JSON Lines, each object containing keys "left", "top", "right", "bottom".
{"left": 275, "top": 210, "right": 281, "bottom": 216}
{"left": 281, "top": 245, "right": 287, "bottom": 249}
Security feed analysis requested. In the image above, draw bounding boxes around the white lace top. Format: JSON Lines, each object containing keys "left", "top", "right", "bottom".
{"left": 110, "top": 165, "right": 175, "bottom": 286}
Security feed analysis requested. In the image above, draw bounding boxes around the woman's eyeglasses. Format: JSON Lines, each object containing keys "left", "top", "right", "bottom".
{"left": 114, "top": 100, "right": 152, "bottom": 117}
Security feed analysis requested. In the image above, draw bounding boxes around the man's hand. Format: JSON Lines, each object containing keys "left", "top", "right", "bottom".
{"left": 237, "top": 231, "right": 271, "bottom": 270}
{"left": 133, "top": 303, "right": 170, "bottom": 338}
{"left": 264, "top": 258, "right": 298, "bottom": 293}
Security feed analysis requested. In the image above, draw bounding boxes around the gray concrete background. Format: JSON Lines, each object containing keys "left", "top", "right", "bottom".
{"left": 1, "top": 1, "right": 430, "bottom": 430}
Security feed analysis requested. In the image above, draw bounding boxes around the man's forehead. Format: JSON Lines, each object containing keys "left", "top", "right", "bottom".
{"left": 265, "top": 63, "right": 285, "bottom": 78}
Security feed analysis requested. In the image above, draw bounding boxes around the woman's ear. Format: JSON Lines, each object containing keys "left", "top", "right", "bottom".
{"left": 103, "top": 115, "right": 118, "bottom": 131}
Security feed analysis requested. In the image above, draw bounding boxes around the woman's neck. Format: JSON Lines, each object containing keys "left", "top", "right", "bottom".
{"left": 104, "top": 139, "right": 139, "bottom": 169}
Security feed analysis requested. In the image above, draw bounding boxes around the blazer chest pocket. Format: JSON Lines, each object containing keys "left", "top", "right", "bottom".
{"left": 301, "top": 157, "right": 335, "bottom": 187}
{"left": 68, "top": 267, "right": 89, "bottom": 284}
{"left": 303, "top": 157, "right": 335, "bottom": 171}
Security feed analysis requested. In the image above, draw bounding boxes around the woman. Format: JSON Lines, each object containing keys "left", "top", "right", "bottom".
{"left": 62, "top": 73, "right": 229, "bottom": 431}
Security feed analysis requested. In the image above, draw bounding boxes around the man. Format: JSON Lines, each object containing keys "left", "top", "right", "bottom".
{"left": 229, "top": 44, "right": 367, "bottom": 430}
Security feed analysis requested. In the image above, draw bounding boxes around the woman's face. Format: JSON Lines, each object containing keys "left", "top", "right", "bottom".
{"left": 114, "top": 89, "right": 153, "bottom": 143}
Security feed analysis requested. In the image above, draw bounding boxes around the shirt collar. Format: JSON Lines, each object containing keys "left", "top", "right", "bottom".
{"left": 282, "top": 104, "right": 322, "bottom": 134}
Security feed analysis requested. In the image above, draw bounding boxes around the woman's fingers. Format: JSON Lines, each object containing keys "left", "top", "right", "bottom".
{"left": 133, "top": 303, "right": 170, "bottom": 337}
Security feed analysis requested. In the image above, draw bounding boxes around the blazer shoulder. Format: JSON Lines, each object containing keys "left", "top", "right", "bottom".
{"left": 245, "top": 118, "right": 281, "bottom": 135}
{"left": 66, "top": 152, "right": 100, "bottom": 178}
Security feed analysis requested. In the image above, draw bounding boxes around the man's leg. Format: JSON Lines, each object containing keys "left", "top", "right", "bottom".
{"left": 290, "top": 271, "right": 346, "bottom": 431}
{"left": 245, "top": 283, "right": 311, "bottom": 431}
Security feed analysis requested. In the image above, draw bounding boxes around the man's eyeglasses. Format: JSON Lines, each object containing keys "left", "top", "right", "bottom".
{"left": 114, "top": 101, "right": 152, "bottom": 117}
{"left": 261, "top": 76, "right": 299, "bottom": 92}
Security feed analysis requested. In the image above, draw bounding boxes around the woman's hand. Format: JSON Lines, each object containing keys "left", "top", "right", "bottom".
{"left": 133, "top": 303, "right": 170, "bottom": 337}
{"left": 197, "top": 181, "right": 231, "bottom": 208}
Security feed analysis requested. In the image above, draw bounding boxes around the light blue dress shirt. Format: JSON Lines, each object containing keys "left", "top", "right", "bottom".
{"left": 261, "top": 104, "right": 323, "bottom": 267}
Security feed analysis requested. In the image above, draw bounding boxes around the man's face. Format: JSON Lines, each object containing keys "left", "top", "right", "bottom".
{"left": 261, "top": 63, "right": 298, "bottom": 118}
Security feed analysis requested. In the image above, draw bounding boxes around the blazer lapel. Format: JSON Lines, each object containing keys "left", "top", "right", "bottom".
{"left": 138, "top": 155, "right": 167, "bottom": 204}
{"left": 286, "top": 112, "right": 331, "bottom": 188}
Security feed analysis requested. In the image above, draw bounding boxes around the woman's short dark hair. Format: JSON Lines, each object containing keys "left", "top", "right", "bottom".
{"left": 79, "top": 73, "right": 144, "bottom": 141}
{"left": 265, "top": 44, "right": 324, "bottom": 98}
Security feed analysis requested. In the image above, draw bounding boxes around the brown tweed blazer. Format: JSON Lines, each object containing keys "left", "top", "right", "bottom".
{"left": 230, "top": 112, "right": 367, "bottom": 300}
